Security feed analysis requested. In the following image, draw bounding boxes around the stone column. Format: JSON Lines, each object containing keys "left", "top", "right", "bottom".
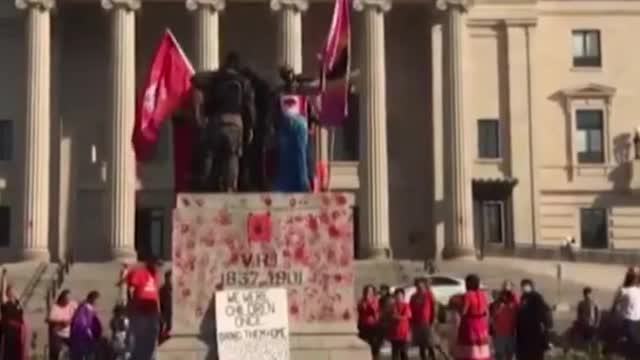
{"left": 186, "top": 0, "right": 225, "bottom": 71}
{"left": 15, "top": 0, "right": 55, "bottom": 261}
{"left": 505, "top": 22, "right": 537, "bottom": 247}
{"left": 354, "top": 0, "right": 392, "bottom": 259}
{"left": 437, "top": 0, "right": 474, "bottom": 257}
{"left": 270, "top": 0, "right": 307, "bottom": 72}
{"left": 431, "top": 19, "right": 445, "bottom": 260}
{"left": 102, "top": 0, "right": 139, "bottom": 260}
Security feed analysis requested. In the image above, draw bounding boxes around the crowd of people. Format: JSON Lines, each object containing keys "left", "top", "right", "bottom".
{"left": 357, "top": 275, "right": 554, "bottom": 360}
{"left": 4, "top": 261, "right": 640, "bottom": 360}
{"left": 0, "top": 258, "right": 171, "bottom": 360}
{"left": 357, "top": 266, "right": 640, "bottom": 360}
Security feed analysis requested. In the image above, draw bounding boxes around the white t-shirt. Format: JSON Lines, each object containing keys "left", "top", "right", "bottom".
{"left": 617, "top": 286, "right": 640, "bottom": 321}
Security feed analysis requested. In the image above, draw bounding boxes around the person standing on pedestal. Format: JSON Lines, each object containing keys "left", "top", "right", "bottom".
{"left": 191, "top": 52, "right": 256, "bottom": 192}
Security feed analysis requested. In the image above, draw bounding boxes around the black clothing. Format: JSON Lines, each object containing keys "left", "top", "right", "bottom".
{"left": 159, "top": 284, "right": 172, "bottom": 332}
{"left": 239, "top": 68, "right": 272, "bottom": 191}
{"left": 209, "top": 118, "right": 243, "bottom": 192}
{"left": 390, "top": 340, "right": 408, "bottom": 360}
{"left": 190, "top": 68, "right": 255, "bottom": 192}
{"left": 0, "top": 300, "right": 24, "bottom": 360}
{"left": 191, "top": 69, "right": 254, "bottom": 120}
{"left": 516, "top": 291, "right": 552, "bottom": 360}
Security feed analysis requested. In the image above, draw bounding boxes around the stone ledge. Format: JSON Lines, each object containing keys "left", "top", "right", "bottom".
{"left": 158, "top": 333, "right": 370, "bottom": 360}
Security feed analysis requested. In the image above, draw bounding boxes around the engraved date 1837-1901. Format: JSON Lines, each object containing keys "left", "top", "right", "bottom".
{"left": 219, "top": 270, "right": 304, "bottom": 287}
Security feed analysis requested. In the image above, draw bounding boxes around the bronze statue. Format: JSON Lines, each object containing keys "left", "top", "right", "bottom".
{"left": 190, "top": 53, "right": 256, "bottom": 192}
{"left": 239, "top": 67, "right": 273, "bottom": 192}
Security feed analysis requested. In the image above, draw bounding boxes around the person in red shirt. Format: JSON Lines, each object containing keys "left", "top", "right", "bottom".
{"left": 357, "top": 284, "right": 382, "bottom": 360}
{"left": 490, "top": 280, "right": 519, "bottom": 360}
{"left": 126, "top": 257, "right": 161, "bottom": 360}
{"left": 388, "top": 288, "right": 412, "bottom": 360}
{"left": 410, "top": 278, "right": 437, "bottom": 360}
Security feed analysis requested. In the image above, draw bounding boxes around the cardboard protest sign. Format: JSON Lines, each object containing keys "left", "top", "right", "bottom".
{"left": 215, "top": 288, "right": 289, "bottom": 360}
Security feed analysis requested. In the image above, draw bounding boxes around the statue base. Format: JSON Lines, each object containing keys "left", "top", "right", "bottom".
{"left": 168, "top": 192, "right": 368, "bottom": 360}
{"left": 157, "top": 333, "right": 370, "bottom": 360}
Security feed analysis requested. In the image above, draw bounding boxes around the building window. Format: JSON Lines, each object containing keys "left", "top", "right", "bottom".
{"left": 331, "top": 87, "right": 359, "bottom": 161}
{"left": 580, "top": 208, "right": 608, "bottom": 249}
{"left": 576, "top": 110, "right": 604, "bottom": 163}
{"left": 0, "top": 207, "right": 9, "bottom": 247}
{"left": 477, "top": 119, "right": 500, "bottom": 159}
{"left": 135, "top": 208, "right": 165, "bottom": 260}
{"left": 573, "top": 30, "right": 601, "bottom": 67}
{"left": 0, "top": 120, "right": 13, "bottom": 161}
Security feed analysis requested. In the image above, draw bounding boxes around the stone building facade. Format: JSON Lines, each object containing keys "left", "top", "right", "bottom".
{"left": 1, "top": 0, "right": 639, "bottom": 262}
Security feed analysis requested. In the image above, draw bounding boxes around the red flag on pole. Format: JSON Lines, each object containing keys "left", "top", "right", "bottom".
{"left": 132, "top": 29, "right": 194, "bottom": 162}
{"left": 318, "top": 0, "right": 351, "bottom": 127}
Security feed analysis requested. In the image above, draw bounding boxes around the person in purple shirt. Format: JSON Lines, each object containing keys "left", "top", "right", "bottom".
{"left": 69, "top": 291, "right": 102, "bottom": 360}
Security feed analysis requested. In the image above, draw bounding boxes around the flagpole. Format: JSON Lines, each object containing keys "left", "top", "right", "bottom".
{"left": 165, "top": 28, "right": 195, "bottom": 74}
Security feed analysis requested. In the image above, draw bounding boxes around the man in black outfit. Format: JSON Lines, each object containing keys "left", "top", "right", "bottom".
{"left": 191, "top": 52, "right": 256, "bottom": 192}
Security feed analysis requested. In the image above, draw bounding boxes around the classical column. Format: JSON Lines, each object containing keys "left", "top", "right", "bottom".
{"left": 15, "top": 0, "right": 54, "bottom": 261}
{"left": 102, "top": 0, "right": 139, "bottom": 260}
{"left": 354, "top": 0, "right": 392, "bottom": 259}
{"left": 270, "top": 0, "right": 307, "bottom": 72}
{"left": 437, "top": 0, "right": 474, "bottom": 257}
{"left": 186, "top": 0, "right": 225, "bottom": 71}
{"left": 505, "top": 22, "right": 537, "bottom": 247}
{"left": 431, "top": 19, "right": 445, "bottom": 260}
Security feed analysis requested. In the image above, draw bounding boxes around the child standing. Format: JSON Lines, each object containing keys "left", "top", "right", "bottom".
{"left": 575, "top": 287, "right": 600, "bottom": 354}
{"left": 491, "top": 281, "right": 519, "bottom": 360}
{"left": 388, "top": 288, "right": 412, "bottom": 360}
{"left": 110, "top": 303, "right": 132, "bottom": 360}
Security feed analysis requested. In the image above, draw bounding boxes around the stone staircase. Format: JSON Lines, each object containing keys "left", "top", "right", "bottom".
{"left": 60, "top": 262, "right": 125, "bottom": 325}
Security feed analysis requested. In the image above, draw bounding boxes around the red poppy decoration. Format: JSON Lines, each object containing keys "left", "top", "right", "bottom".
{"left": 248, "top": 212, "right": 272, "bottom": 243}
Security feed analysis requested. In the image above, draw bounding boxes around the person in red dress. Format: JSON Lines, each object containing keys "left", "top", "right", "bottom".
{"left": 455, "top": 274, "right": 491, "bottom": 360}
{"left": 388, "top": 288, "right": 412, "bottom": 360}
{"left": 410, "top": 278, "right": 437, "bottom": 360}
{"left": 357, "top": 285, "right": 382, "bottom": 360}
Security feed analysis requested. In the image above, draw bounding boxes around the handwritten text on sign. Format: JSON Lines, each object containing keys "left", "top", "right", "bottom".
{"left": 216, "top": 288, "right": 290, "bottom": 360}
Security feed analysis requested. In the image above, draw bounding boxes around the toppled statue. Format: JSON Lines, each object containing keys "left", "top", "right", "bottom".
{"left": 190, "top": 53, "right": 256, "bottom": 192}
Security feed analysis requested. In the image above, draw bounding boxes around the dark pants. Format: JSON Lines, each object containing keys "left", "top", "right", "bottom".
{"left": 391, "top": 340, "right": 408, "bottom": 360}
{"left": 238, "top": 137, "right": 266, "bottom": 192}
{"left": 0, "top": 324, "right": 24, "bottom": 360}
{"left": 623, "top": 319, "right": 640, "bottom": 359}
{"left": 211, "top": 121, "right": 242, "bottom": 192}
{"left": 418, "top": 345, "right": 436, "bottom": 360}
{"left": 191, "top": 115, "right": 243, "bottom": 192}
{"left": 359, "top": 326, "right": 382, "bottom": 360}
{"left": 49, "top": 334, "right": 69, "bottom": 360}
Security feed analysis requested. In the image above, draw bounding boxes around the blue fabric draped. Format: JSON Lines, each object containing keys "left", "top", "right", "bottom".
{"left": 273, "top": 113, "right": 310, "bottom": 192}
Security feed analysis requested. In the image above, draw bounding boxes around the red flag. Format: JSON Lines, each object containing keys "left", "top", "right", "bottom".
{"left": 133, "top": 29, "right": 194, "bottom": 162}
{"left": 318, "top": 0, "right": 351, "bottom": 127}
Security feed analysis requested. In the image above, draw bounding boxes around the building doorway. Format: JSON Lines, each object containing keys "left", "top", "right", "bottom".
{"left": 472, "top": 178, "right": 518, "bottom": 258}
{"left": 135, "top": 208, "right": 165, "bottom": 260}
{"left": 478, "top": 201, "right": 505, "bottom": 245}
{"left": 580, "top": 208, "right": 608, "bottom": 249}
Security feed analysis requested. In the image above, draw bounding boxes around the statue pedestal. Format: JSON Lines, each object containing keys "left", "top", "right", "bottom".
{"left": 159, "top": 193, "right": 369, "bottom": 360}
